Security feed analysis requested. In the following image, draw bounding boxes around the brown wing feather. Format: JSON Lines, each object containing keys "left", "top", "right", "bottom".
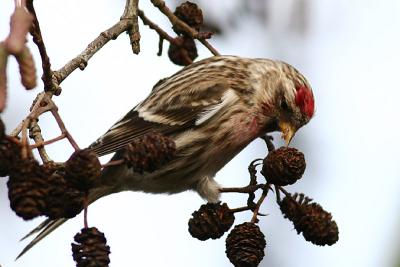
{"left": 89, "top": 82, "right": 229, "bottom": 157}
{"left": 89, "top": 104, "right": 222, "bottom": 156}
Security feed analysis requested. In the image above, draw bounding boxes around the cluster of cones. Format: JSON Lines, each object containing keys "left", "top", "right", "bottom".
{"left": 187, "top": 146, "right": 339, "bottom": 267}
{"left": 3, "top": 146, "right": 99, "bottom": 220}
{"left": 168, "top": 2, "right": 205, "bottom": 66}
{"left": 1, "top": 117, "right": 177, "bottom": 267}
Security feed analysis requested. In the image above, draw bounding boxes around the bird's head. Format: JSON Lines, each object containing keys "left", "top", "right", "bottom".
{"left": 254, "top": 60, "right": 315, "bottom": 145}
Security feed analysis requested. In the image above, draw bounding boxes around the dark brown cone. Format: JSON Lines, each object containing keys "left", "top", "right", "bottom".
{"left": 0, "top": 117, "right": 4, "bottom": 140}
{"left": 173, "top": 1, "right": 204, "bottom": 35}
{"left": 226, "top": 222, "right": 266, "bottom": 267}
{"left": 7, "top": 158, "right": 47, "bottom": 220}
{"left": 188, "top": 202, "right": 235, "bottom": 241}
{"left": 72, "top": 227, "right": 111, "bottom": 267}
{"left": 294, "top": 202, "right": 339, "bottom": 246}
{"left": 43, "top": 170, "right": 84, "bottom": 219}
{"left": 261, "top": 147, "right": 306, "bottom": 186}
{"left": 0, "top": 136, "right": 21, "bottom": 177}
{"left": 279, "top": 193, "right": 311, "bottom": 222}
{"left": 168, "top": 36, "right": 198, "bottom": 66}
{"left": 279, "top": 193, "right": 339, "bottom": 246}
{"left": 65, "top": 149, "right": 101, "bottom": 191}
{"left": 41, "top": 161, "right": 65, "bottom": 176}
{"left": 123, "top": 131, "right": 176, "bottom": 174}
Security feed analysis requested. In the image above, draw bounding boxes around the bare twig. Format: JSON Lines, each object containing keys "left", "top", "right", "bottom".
{"left": 247, "top": 159, "right": 261, "bottom": 210}
{"left": 122, "top": 0, "right": 140, "bottom": 54}
{"left": 83, "top": 195, "right": 89, "bottom": 229}
{"left": 275, "top": 185, "right": 281, "bottom": 203}
{"left": 149, "top": 0, "right": 220, "bottom": 56}
{"left": 219, "top": 184, "right": 265, "bottom": 194}
{"left": 10, "top": 91, "right": 49, "bottom": 136}
{"left": 138, "top": 9, "right": 176, "bottom": 43}
{"left": 30, "top": 133, "right": 66, "bottom": 149}
{"left": 11, "top": 0, "right": 143, "bottom": 164}
{"left": 20, "top": 118, "right": 30, "bottom": 159}
{"left": 50, "top": 108, "right": 80, "bottom": 151}
{"left": 29, "top": 120, "right": 51, "bottom": 162}
{"left": 139, "top": 9, "right": 178, "bottom": 57}
{"left": 277, "top": 186, "right": 291, "bottom": 198}
{"left": 53, "top": 20, "right": 133, "bottom": 84}
{"left": 54, "top": 0, "right": 138, "bottom": 84}
{"left": 157, "top": 35, "right": 164, "bottom": 56}
{"left": 26, "top": 0, "right": 56, "bottom": 93}
{"left": 251, "top": 188, "right": 270, "bottom": 223}
{"left": 229, "top": 206, "right": 252, "bottom": 213}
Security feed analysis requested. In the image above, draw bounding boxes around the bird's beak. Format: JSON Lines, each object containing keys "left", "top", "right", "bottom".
{"left": 278, "top": 121, "right": 296, "bottom": 146}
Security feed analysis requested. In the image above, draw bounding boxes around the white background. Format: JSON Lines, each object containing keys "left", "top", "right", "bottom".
{"left": 1, "top": 0, "right": 400, "bottom": 266}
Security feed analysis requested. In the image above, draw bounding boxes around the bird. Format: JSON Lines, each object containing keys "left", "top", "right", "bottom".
{"left": 18, "top": 55, "right": 315, "bottom": 258}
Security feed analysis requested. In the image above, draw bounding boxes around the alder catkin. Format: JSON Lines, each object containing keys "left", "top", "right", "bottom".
{"left": 4, "top": 7, "right": 34, "bottom": 55}
{"left": 0, "top": 43, "right": 8, "bottom": 112}
{"left": 15, "top": 46, "right": 37, "bottom": 90}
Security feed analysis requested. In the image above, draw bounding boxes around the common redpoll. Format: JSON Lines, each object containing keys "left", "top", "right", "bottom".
{"left": 19, "top": 55, "right": 314, "bottom": 257}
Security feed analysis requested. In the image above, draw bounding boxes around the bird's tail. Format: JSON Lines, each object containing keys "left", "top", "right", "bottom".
{"left": 16, "top": 185, "right": 111, "bottom": 260}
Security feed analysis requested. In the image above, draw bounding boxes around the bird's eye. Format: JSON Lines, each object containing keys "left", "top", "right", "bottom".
{"left": 280, "top": 100, "right": 289, "bottom": 110}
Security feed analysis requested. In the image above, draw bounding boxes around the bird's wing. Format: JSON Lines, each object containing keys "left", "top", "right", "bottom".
{"left": 89, "top": 82, "right": 236, "bottom": 156}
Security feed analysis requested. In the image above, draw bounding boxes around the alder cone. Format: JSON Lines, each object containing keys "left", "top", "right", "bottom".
{"left": 279, "top": 193, "right": 339, "bottom": 246}
{"left": 173, "top": 1, "right": 204, "bottom": 35}
{"left": 188, "top": 202, "right": 235, "bottom": 241}
{"left": 7, "top": 158, "right": 47, "bottom": 220}
{"left": 41, "top": 161, "right": 65, "bottom": 176}
{"left": 43, "top": 171, "right": 84, "bottom": 219}
{"left": 0, "top": 137, "right": 20, "bottom": 177}
{"left": 123, "top": 131, "right": 176, "bottom": 173}
{"left": 65, "top": 148, "right": 101, "bottom": 191}
{"left": 294, "top": 202, "right": 339, "bottom": 246}
{"left": 279, "top": 193, "right": 311, "bottom": 222}
{"left": 261, "top": 147, "right": 306, "bottom": 186}
{"left": 72, "top": 227, "right": 110, "bottom": 267}
{"left": 226, "top": 222, "right": 266, "bottom": 267}
{"left": 168, "top": 36, "right": 198, "bottom": 66}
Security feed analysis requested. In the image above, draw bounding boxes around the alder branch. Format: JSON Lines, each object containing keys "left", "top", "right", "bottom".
{"left": 150, "top": 0, "right": 220, "bottom": 56}
{"left": 122, "top": 0, "right": 140, "bottom": 54}
{"left": 30, "top": 133, "right": 65, "bottom": 149}
{"left": 250, "top": 188, "right": 269, "bottom": 223}
{"left": 26, "top": 0, "right": 56, "bottom": 93}
{"left": 29, "top": 120, "right": 51, "bottom": 162}
{"left": 219, "top": 184, "right": 265, "bottom": 194}
{"left": 138, "top": 9, "right": 176, "bottom": 44}
{"left": 53, "top": 0, "right": 138, "bottom": 84}
{"left": 54, "top": 21, "right": 133, "bottom": 84}
{"left": 11, "top": 0, "right": 140, "bottom": 160}
{"left": 50, "top": 107, "right": 80, "bottom": 151}
{"left": 10, "top": 92, "right": 50, "bottom": 136}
